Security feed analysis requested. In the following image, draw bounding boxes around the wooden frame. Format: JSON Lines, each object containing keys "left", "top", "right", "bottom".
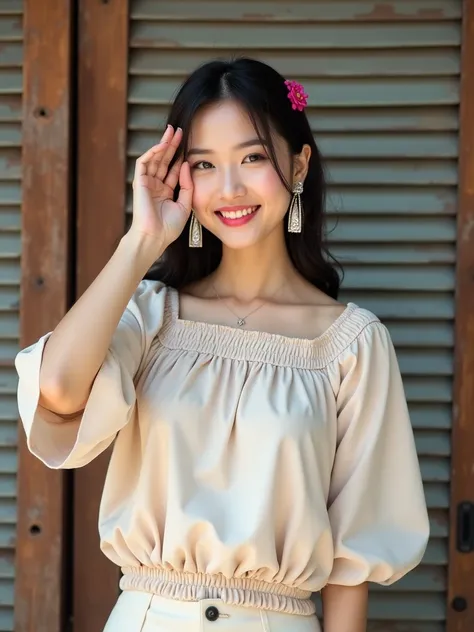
{"left": 17, "top": 1, "right": 474, "bottom": 630}
{"left": 448, "top": 0, "right": 474, "bottom": 630}
{"left": 74, "top": 2, "right": 129, "bottom": 630}
{"left": 16, "top": 1, "right": 73, "bottom": 631}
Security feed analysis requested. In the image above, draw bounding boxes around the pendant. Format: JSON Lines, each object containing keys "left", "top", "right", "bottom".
{"left": 237, "top": 318, "right": 245, "bottom": 327}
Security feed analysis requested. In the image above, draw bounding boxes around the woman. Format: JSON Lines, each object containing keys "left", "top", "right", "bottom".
{"left": 16, "top": 58, "right": 429, "bottom": 632}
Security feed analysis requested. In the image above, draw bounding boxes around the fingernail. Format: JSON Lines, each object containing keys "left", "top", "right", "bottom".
{"left": 167, "top": 124, "right": 172, "bottom": 130}
{"left": 177, "top": 127, "right": 182, "bottom": 132}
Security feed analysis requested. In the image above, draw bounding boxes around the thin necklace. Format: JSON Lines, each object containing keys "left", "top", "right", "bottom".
{"left": 211, "top": 283, "right": 284, "bottom": 328}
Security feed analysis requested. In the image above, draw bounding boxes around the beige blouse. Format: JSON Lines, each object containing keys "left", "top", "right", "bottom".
{"left": 15, "top": 280, "right": 429, "bottom": 615}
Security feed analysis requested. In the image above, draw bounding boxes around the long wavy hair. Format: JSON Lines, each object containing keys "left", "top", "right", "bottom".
{"left": 146, "top": 57, "right": 342, "bottom": 299}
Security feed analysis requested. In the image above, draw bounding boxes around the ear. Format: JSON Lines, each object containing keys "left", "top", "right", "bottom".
{"left": 293, "top": 144, "right": 311, "bottom": 184}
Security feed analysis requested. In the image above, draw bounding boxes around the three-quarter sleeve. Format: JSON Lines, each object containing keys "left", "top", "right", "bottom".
{"left": 15, "top": 280, "right": 166, "bottom": 470}
{"left": 326, "top": 320, "right": 430, "bottom": 586}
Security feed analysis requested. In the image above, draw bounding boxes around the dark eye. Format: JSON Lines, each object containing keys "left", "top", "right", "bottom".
{"left": 193, "top": 161, "right": 214, "bottom": 170}
{"left": 244, "top": 153, "right": 266, "bottom": 164}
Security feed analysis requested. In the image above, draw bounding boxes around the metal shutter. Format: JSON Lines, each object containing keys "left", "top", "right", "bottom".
{"left": 1, "top": 2, "right": 22, "bottom": 631}
{"left": 127, "top": 1, "right": 460, "bottom": 629}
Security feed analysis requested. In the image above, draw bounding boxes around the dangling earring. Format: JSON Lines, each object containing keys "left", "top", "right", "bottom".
{"left": 288, "top": 181, "right": 303, "bottom": 233}
{"left": 189, "top": 211, "right": 202, "bottom": 248}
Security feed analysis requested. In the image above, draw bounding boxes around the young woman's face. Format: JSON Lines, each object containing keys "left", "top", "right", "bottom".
{"left": 187, "top": 100, "right": 297, "bottom": 250}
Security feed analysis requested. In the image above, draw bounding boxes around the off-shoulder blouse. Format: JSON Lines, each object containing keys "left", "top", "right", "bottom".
{"left": 15, "top": 280, "right": 429, "bottom": 615}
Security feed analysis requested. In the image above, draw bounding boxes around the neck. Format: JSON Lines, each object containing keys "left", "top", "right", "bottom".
{"left": 211, "top": 227, "right": 296, "bottom": 301}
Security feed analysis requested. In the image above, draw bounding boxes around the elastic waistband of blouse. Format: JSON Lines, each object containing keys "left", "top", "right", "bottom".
{"left": 120, "top": 567, "right": 316, "bottom": 616}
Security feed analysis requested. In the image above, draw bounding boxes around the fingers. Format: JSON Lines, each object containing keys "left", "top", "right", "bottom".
{"left": 134, "top": 125, "right": 183, "bottom": 188}
{"left": 176, "top": 161, "right": 194, "bottom": 212}
{"left": 134, "top": 141, "right": 169, "bottom": 180}
{"left": 160, "top": 124, "right": 175, "bottom": 145}
{"left": 155, "top": 127, "right": 183, "bottom": 180}
{"left": 147, "top": 124, "right": 176, "bottom": 177}
{"left": 163, "top": 156, "right": 183, "bottom": 191}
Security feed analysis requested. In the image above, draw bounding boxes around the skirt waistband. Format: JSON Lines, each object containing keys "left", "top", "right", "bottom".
{"left": 120, "top": 567, "right": 316, "bottom": 616}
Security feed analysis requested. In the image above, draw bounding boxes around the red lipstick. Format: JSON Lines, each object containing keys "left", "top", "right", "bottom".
{"left": 215, "top": 205, "right": 260, "bottom": 227}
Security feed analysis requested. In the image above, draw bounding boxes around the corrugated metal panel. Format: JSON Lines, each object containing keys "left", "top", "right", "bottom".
{"left": 127, "top": 1, "right": 460, "bottom": 629}
{"left": 0, "top": 2, "right": 22, "bottom": 631}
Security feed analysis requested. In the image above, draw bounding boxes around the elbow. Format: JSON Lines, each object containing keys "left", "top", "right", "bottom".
{"left": 38, "top": 375, "right": 87, "bottom": 416}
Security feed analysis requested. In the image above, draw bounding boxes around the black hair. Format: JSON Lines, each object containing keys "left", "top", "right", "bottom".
{"left": 146, "top": 57, "right": 342, "bottom": 299}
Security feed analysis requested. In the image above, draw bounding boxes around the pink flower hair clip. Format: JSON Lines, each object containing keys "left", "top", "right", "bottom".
{"left": 284, "top": 79, "right": 308, "bottom": 112}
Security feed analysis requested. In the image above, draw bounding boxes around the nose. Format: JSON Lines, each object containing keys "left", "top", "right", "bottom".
{"left": 220, "top": 166, "right": 246, "bottom": 200}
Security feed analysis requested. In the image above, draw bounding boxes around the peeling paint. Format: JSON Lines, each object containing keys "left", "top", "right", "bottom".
{"left": 355, "top": 3, "right": 446, "bottom": 21}
{"left": 27, "top": 506, "right": 42, "bottom": 522}
{"left": 462, "top": 217, "right": 474, "bottom": 243}
{"left": 435, "top": 191, "right": 457, "bottom": 215}
{"left": 452, "top": 403, "right": 459, "bottom": 424}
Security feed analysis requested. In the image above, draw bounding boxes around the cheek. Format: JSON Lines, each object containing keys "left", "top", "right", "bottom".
{"left": 255, "top": 167, "right": 287, "bottom": 198}
{"left": 254, "top": 166, "right": 291, "bottom": 211}
{"left": 190, "top": 175, "right": 214, "bottom": 211}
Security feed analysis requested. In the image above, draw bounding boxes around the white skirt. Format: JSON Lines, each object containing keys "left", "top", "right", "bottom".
{"left": 103, "top": 591, "right": 322, "bottom": 632}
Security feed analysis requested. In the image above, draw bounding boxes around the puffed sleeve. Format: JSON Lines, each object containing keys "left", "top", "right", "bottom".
{"left": 327, "top": 320, "right": 430, "bottom": 586}
{"left": 15, "top": 280, "right": 167, "bottom": 470}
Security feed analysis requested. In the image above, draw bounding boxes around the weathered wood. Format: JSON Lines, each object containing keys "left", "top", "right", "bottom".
{"left": 447, "top": 0, "right": 474, "bottom": 630}
{"left": 74, "top": 1, "right": 129, "bottom": 631}
{"left": 132, "top": 0, "right": 462, "bottom": 23}
{"left": 15, "top": 1, "right": 72, "bottom": 632}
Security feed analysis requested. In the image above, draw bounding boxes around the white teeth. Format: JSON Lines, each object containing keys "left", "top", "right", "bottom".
{"left": 220, "top": 207, "right": 257, "bottom": 219}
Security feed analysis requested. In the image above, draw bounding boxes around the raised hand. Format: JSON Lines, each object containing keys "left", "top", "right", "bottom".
{"left": 130, "top": 125, "right": 194, "bottom": 249}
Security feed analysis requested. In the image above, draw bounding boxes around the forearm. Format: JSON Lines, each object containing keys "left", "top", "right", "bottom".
{"left": 321, "top": 583, "right": 368, "bottom": 632}
{"left": 39, "top": 230, "right": 163, "bottom": 414}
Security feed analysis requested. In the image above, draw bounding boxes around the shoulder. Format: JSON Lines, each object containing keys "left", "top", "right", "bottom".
{"left": 316, "top": 304, "right": 399, "bottom": 397}
{"left": 131, "top": 279, "right": 170, "bottom": 305}
{"left": 124, "top": 279, "right": 171, "bottom": 329}
{"left": 326, "top": 303, "right": 393, "bottom": 365}
{"left": 135, "top": 278, "right": 168, "bottom": 296}
{"left": 345, "top": 303, "right": 382, "bottom": 333}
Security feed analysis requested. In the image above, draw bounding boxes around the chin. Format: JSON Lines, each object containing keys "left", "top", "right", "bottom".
{"left": 218, "top": 234, "right": 263, "bottom": 250}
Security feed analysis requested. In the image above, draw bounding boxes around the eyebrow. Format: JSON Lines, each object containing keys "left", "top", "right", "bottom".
{"left": 187, "top": 138, "right": 266, "bottom": 157}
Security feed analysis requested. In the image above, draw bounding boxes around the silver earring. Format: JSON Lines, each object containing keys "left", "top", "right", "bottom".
{"left": 189, "top": 211, "right": 202, "bottom": 248}
{"left": 288, "top": 181, "right": 303, "bottom": 233}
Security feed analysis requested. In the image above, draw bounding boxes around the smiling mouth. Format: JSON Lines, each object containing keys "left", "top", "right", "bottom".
{"left": 216, "top": 206, "right": 260, "bottom": 219}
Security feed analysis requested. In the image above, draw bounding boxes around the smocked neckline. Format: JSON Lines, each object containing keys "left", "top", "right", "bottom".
{"left": 173, "top": 287, "right": 354, "bottom": 346}
{"left": 157, "top": 286, "right": 379, "bottom": 370}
